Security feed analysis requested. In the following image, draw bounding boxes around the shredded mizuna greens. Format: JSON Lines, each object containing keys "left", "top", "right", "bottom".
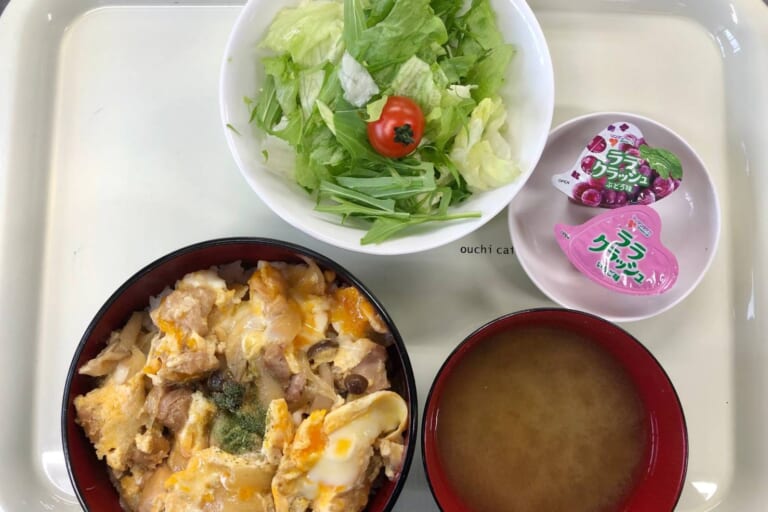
{"left": 248, "top": 0, "right": 518, "bottom": 244}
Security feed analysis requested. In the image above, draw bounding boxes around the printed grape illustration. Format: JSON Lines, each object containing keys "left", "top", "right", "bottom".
{"left": 581, "top": 155, "right": 597, "bottom": 172}
{"left": 587, "top": 135, "right": 607, "bottom": 153}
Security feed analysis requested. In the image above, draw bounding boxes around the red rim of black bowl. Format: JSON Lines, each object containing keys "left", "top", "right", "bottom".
{"left": 421, "top": 308, "right": 688, "bottom": 512}
{"left": 61, "top": 237, "right": 418, "bottom": 512}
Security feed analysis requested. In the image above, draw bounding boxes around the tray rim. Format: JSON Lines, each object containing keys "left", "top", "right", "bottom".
{"left": 1, "top": 0, "right": 768, "bottom": 510}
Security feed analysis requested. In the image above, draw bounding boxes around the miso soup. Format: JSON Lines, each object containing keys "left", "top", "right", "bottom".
{"left": 435, "top": 326, "right": 648, "bottom": 512}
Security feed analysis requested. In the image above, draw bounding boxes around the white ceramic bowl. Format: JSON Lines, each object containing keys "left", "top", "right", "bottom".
{"left": 508, "top": 112, "right": 721, "bottom": 322}
{"left": 220, "top": 0, "right": 554, "bottom": 255}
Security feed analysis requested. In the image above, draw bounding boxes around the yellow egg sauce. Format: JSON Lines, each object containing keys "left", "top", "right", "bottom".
{"left": 435, "top": 326, "right": 648, "bottom": 512}
{"left": 330, "top": 286, "right": 373, "bottom": 339}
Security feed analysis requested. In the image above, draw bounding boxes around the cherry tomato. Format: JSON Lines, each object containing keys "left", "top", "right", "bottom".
{"left": 366, "top": 96, "right": 425, "bottom": 158}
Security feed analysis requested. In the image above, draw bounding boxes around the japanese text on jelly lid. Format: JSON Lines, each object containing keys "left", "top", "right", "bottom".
{"left": 508, "top": 112, "right": 721, "bottom": 322}
{"left": 555, "top": 206, "right": 679, "bottom": 296}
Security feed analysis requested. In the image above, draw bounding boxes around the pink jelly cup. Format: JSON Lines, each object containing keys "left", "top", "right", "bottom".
{"left": 422, "top": 308, "right": 688, "bottom": 512}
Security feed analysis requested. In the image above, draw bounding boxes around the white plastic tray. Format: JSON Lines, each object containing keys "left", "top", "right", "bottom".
{"left": 1, "top": 0, "right": 767, "bottom": 510}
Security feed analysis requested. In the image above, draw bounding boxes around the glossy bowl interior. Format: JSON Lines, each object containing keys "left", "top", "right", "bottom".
{"left": 62, "top": 237, "right": 418, "bottom": 512}
{"left": 508, "top": 112, "right": 721, "bottom": 322}
{"left": 219, "top": 0, "right": 554, "bottom": 255}
{"left": 422, "top": 308, "right": 688, "bottom": 512}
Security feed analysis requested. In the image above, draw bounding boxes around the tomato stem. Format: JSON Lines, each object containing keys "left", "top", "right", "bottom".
{"left": 393, "top": 124, "right": 415, "bottom": 145}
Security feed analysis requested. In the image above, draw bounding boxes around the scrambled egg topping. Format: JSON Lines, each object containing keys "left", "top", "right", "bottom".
{"left": 73, "top": 259, "right": 407, "bottom": 512}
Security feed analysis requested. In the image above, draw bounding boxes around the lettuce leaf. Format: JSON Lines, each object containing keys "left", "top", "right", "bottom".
{"left": 298, "top": 69, "right": 326, "bottom": 117}
{"left": 366, "top": 0, "right": 396, "bottom": 26}
{"left": 262, "top": 55, "right": 300, "bottom": 115}
{"left": 390, "top": 56, "right": 442, "bottom": 114}
{"left": 344, "top": 0, "right": 367, "bottom": 51}
{"left": 447, "top": 0, "right": 514, "bottom": 100}
{"left": 349, "top": 0, "right": 448, "bottom": 72}
{"left": 439, "top": 55, "right": 476, "bottom": 83}
{"left": 250, "top": 76, "right": 281, "bottom": 133}
{"left": 260, "top": 1, "right": 344, "bottom": 67}
{"left": 461, "top": 0, "right": 505, "bottom": 50}
{"left": 467, "top": 44, "right": 515, "bottom": 100}
{"left": 430, "top": 0, "right": 464, "bottom": 22}
{"left": 426, "top": 85, "right": 477, "bottom": 149}
{"left": 449, "top": 97, "right": 520, "bottom": 191}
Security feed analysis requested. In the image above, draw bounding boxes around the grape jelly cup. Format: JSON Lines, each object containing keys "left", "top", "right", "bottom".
{"left": 508, "top": 112, "right": 721, "bottom": 322}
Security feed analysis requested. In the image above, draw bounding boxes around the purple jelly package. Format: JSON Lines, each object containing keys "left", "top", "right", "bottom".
{"left": 552, "top": 122, "right": 684, "bottom": 208}
{"left": 555, "top": 205, "right": 679, "bottom": 295}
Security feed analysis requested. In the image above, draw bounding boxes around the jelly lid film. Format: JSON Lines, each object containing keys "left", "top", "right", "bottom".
{"left": 552, "top": 122, "right": 683, "bottom": 208}
{"left": 555, "top": 205, "right": 679, "bottom": 296}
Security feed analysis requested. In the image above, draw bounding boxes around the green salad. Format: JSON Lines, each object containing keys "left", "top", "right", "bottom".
{"left": 247, "top": 0, "right": 518, "bottom": 244}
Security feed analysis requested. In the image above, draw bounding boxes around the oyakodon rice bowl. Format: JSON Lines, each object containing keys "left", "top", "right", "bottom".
{"left": 62, "top": 238, "right": 417, "bottom": 512}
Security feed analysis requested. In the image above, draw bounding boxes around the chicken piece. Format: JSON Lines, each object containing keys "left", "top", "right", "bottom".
{"left": 74, "top": 372, "right": 148, "bottom": 473}
{"left": 143, "top": 272, "right": 229, "bottom": 384}
{"left": 144, "top": 331, "right": 220, "bottom": 384}
{"left": 254, "top": 358, "right": 289, "bottom": 406}
{"left": 152, "top": 286, "right": 216, "bottom": 339}
{"left": 159, "top": 447, "right": 276, "bottom": 512}
{"left": 263, "top": 342, "right": 292, "bottom": 384}
{"left": 347, "top": 344, "right": 390, "bottom": 395}
{"left": 145, "top": 387, "right": 194, "bottom": 434}
{"left": 150, "top": 269, "right": 239, "bottom": 338}
{"left": 284, "top": 373, "right": 307, "bottom": 407}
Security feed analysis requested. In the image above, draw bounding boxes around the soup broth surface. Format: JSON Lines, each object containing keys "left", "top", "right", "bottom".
{"left": 436, "top": 325, "right": 648, "bottom": 512}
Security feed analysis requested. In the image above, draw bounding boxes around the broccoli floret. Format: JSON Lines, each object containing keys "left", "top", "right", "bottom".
{"left": 211, "top": 380, "right": 244, "bottom": 413}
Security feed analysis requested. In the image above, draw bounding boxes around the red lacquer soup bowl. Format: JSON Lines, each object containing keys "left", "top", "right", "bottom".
{"left": 62, "top": 237, "right": 417, "bottom": 512}
{"left": 422, "top": 308, "right": 687, "bottom": 512}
